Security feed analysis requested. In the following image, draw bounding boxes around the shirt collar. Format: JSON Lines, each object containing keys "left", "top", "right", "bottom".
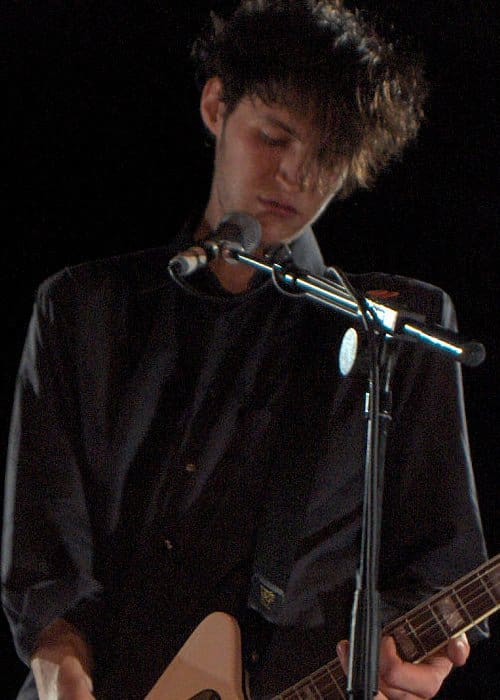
{"left": 172, "top": 212, "right": 326, "bottom": 276}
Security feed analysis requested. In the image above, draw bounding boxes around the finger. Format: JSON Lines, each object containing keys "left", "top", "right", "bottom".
{"left": 446, "top": 634, "right": 470, "bottom": 667}
{"left": 336, "top": 639, "right": 349, "bottom": 674}
{"left": 337, "top": 641, "right": 425, "bottom": 700}
{"left": 377, "top": 688, "right": 425, "bottom": 700}
{"left": 336, "top": 642, "right": 390, "bottom": 700}
{"left": 378, "top": 677, "right": 433, "bottom": 699}
{"left": 58, "top": 682, "right": 95, "bottom": 700}
{"left": 58, "top": 667, "right": 95, "bottom": 700}
{"left": 379, "top": 636, "right": 453, "bottom": 699}
{"left": 378, "top": 679, "right": 428, "bottom": 700}
{"left": 338, "top": 635, "right": 454, "bottom": 699}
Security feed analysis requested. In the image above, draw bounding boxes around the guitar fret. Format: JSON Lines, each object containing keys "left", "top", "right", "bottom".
{"left": 310, "top": 676, "right": 323, "bottom": 698}
{"left": 460, "top": 580, "right": 496, "bottom": 620}
{"left": 293, "top": 688, "right": 315, "bottom": 698}
{"left": 321, "top": 663, "right": 346, "bottom": 699}
{"left": 296, "top": 679, "right": 322, "bottom": 699}
{"left": 276, "top": 683, "right": 308, "bottom": 698}
{"left": 311, "top": 671, "right": 336, "bottom": 698}
{"left": 485, "top": 563, "right": 500, "bottom": 599}
{"left": 459, "top": 562, "right": 500, "bottom": 609}
{"left": 429, "top": 604, "right": 451, "bottom": 639}
{"left": 391, "top": 616, "right": 429, "bottom": 661}
{"left": 480, "top": 568, "right": 500, "bottom": 604}
{"left": 450, "top": 588, "right": 474, "bottom": 625}
{"left": 431, "top": 593, "right": 467, "bottom": 637}
{"left": 274, "top": 663, "right": 346, "bottom": 700}
{"left": 463, "top": 590, "right": 495, "bottom": 616}
{"left": 329, "top": 667, "right": 347, "bottom": 700}
{"left": 462, "top": 577, "right": 492, "bottom": 601}
{"left": 279, "top": 684, "right": 321, "bottom": 699}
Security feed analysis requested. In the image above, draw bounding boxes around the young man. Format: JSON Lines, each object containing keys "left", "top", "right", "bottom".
{"left": 2, "top": 1, "right": 487, "bottom": 698}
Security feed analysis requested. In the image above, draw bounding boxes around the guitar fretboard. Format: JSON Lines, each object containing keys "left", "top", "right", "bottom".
{"left": 272, "top": 555, "right": 500, "bottom": 700}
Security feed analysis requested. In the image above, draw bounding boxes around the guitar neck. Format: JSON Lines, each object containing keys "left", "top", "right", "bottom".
{"left": 272, "top": 555, "right": 500, "bottom": 700}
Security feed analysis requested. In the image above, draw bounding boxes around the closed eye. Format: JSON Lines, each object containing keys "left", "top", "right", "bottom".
{"left": 261, "top": 131, "right": 289, "bottom": 147}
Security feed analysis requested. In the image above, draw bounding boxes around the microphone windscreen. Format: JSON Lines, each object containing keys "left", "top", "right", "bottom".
{"left": 215, "top": 211, "right": 262, "bottom": 252}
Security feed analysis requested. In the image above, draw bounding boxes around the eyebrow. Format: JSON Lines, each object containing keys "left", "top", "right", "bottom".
{"left": 262, "top": 114, "right": 301, "bottom": 140}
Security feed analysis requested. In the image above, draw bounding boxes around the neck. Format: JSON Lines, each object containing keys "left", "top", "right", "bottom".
{"left": 194, "top": 216, "right": 258, "bottom": 294}
{"left": 209, "top": 257, "right": 257, "bottom": 294}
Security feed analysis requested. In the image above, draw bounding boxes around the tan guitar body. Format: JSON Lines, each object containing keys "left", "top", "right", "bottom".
{"left": 145, "top": 612, "right": 247, "bottom": 700}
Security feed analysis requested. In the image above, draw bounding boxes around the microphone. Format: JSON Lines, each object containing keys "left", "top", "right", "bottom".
{"left": 168, "top": 212, "right": 262, "bottom": 277}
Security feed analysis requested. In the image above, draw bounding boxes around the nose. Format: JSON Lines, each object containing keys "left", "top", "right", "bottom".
{"left": 275, "top": 146, "right": 314, "bottom": 192}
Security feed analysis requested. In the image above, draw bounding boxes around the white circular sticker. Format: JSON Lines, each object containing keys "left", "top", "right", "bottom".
{"left": 339, "top": 327, "right": 358, "bottom": 376}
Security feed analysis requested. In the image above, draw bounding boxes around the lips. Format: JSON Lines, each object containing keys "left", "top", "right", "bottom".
{"left": 258, "top": 196, "right": 298, "bottom": 216}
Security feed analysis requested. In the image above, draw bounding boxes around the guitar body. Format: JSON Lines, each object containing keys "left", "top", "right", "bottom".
{"left": 145, "top": 612, "right": 247, "bottom": 700}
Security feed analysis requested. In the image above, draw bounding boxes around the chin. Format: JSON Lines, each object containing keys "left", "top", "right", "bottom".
{"left": 269, "top": 231, "right": 306, "bottom": 250}
{"left": 259, "top": 222, "right": 305, "bottom": 247}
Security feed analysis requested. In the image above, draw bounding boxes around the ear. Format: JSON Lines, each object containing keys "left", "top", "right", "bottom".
{"left": 200, "top": 77, "right": 226, "bottom": 138}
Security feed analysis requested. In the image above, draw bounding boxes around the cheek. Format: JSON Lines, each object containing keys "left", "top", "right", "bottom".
{"left": 232, "top": 132, "right": 276, "bottom": 183}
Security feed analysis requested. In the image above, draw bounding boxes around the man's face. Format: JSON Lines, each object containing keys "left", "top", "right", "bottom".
{"left": 202, "top": 80, "right": 345, "bottom": 249}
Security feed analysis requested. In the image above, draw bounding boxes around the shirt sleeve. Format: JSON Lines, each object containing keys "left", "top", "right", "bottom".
{"left": 378, "top": 287, "right": 488, "bottom": 640}
{"left": 1, "top": 274, "right": 103, "bottom": 665}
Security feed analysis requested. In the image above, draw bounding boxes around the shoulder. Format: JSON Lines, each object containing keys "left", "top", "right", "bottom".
{"left": 35, "top": 245, "right": 175, "bottom": 313}
{"left": 343, "top": 270, "right": 457, "bottom": 329}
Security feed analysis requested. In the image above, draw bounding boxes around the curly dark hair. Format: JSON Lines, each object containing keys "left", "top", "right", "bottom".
{"left": 192, "top": 0, "right": 427, "bottom": 198}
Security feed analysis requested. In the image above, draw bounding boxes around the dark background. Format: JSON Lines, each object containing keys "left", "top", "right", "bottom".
{"left": 1, "top": 1, "right": 498, "bottom": 697}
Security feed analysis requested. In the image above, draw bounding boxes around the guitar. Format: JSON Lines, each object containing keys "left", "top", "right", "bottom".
{"left": 145, "top": 554, "right": 500, "bottom": 700}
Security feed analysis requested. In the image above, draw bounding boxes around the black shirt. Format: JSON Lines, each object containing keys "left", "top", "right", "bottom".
{"left": 2, "top": 223, "right": 488, "bottom": 698}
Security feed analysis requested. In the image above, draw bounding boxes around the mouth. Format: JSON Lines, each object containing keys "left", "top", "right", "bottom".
{"left": 258, "top": 196, "right": 299, "bottom": 217}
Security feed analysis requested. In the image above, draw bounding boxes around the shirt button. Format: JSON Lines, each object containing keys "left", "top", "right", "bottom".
{"left": 163, "top": 537, "right": 174, "bottom": 550}
{"left": 185, "top": 462, "right": 197, "bottom": 473}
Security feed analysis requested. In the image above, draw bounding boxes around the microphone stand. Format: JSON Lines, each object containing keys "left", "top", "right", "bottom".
{"left": 213, "top": 249, "right": 485, "bottom": 699}
{"left": 228, "top": 251, "right": 485, "bottom": 366}
{"left": 346, "top": 331, "right": 396, "bottom": 699}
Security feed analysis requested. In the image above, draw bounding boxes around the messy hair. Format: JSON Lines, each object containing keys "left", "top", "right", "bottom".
{"left": 192, "top": 0, "right": 427, "bottom": 198}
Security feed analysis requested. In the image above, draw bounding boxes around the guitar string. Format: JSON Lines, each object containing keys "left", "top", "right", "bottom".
{"left": 278, "top": 680, "right": 344, "bottom": 700}
{"left": 278, "top": 688, "right": 341, "bottom": 700}
{"left": 276, "top": 657, "right": 345, "bottom": 699}
{"left": 277, "top": 679, "right": 343, "bottom": 700}
{"left": 290, "top": 672, "right": 340, "bottom": 700}
{"left": 276, "top": 660, "right": 345, "bottom": 700}
{"left": 274, "top": 563, "right": 499, "bottom": 699}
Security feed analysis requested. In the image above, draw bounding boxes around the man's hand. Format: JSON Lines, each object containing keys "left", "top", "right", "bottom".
{"left": 31, "top": 618, "right": 95, "bottom": 700}
{"left": 336, "top": 633, "right": 470, "bottom": 699}
{"left": 31, "top": 656, "right": 95, "bottom": 700}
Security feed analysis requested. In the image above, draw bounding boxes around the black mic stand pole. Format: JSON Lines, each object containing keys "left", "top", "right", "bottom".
{"left": 346, "top": 330, "right": 397, "bottom": 699}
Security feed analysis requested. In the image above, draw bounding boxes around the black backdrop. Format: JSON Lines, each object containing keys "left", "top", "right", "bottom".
{"left": 2, "top": 1, "right": 498, "bottom": 697}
